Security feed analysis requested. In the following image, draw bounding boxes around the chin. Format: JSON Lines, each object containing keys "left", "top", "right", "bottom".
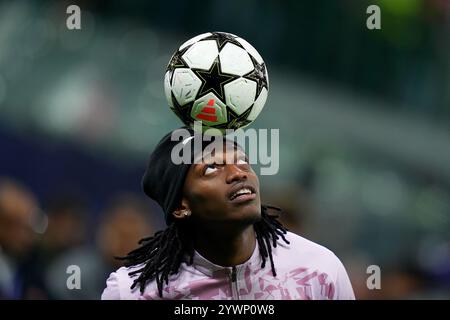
{"left": 230, "top": 201, "right": 261, "bottom": 225}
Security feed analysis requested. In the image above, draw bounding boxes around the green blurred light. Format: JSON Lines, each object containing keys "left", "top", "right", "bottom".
{"left": 377, "top": 0, "right": 421, "bottom": 18}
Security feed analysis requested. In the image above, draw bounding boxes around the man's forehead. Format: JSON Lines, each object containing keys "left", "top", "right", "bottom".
{"left": 193, "top": 142, "right": 246, "bottom": 163}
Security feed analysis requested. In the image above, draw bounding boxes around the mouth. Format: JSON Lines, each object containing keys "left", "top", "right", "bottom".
{"left": 228, "top": 184, "right": 257, "bottom": 204}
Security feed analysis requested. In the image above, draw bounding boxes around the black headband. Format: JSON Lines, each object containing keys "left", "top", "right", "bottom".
{"left": 142, "top": 127, "right": 240, "bottom": 225}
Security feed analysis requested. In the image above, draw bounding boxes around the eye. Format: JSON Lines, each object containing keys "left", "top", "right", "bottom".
{"left": 237, "top": 158, "right": 248, "bottom": 165}
{"left": 204, "top": 164, "right": 218, "bottom": 175}
{"left": 236, "top": 157, "right": 251, "bottom": 171}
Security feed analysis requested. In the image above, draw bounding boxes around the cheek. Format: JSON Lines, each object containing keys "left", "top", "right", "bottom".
{"left": 186, "top": 183, "right": 226, "bottom": 214}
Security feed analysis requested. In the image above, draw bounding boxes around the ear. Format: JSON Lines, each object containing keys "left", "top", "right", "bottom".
{"left": 172, "top": 198, "right": 191, "bottom": 220}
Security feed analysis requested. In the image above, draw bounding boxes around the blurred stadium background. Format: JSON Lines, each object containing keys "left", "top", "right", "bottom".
{"left": 0, "top": 0, "right": 449, "bottom": 299}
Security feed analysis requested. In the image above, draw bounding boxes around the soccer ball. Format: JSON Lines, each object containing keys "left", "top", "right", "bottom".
{"left": 164, "top": 31, "right": 269, "bottom": 133}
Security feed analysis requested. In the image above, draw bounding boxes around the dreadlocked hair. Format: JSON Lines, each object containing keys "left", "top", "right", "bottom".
{"left": 117, "top": 204, "right": 290, "bottom": 298}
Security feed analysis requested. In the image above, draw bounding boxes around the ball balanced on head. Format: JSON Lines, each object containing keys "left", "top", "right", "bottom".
{"left": 164, "top": 32, "right": 269, "bottom": 133}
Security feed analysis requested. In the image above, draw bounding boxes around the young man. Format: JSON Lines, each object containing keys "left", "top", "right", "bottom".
{"left": 101, "top": 128, "right": 355, "bottom": 300}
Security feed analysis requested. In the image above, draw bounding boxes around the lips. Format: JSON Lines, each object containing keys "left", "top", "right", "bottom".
{"left": 228, "top": 184, "right": 256, "bottom": 202}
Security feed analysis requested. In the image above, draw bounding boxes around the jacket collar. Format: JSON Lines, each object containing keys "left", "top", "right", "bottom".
{"left": 188, "top": 238, "right": 262, "bottom": 278}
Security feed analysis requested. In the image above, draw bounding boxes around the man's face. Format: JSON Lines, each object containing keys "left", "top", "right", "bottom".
{"left": 0, "top": 182, "right": 36, "bottom": 258}
{"left": 181, "top": 144, "right": 261, "bottom": 226}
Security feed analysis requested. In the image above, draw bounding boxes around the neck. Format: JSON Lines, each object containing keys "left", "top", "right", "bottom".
{"left": 192, "top": 223, "right": 256, "bottom": 267}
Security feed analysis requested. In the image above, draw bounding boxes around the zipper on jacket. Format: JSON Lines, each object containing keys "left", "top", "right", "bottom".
{"left": 231, "top": 266, "right": 237, "bottom": 282}
{"left": 229, "top": 266, "right": 239, "bottom": 300}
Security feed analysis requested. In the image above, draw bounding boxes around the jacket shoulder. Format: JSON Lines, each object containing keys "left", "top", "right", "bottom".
{"left": 276, "top": 231, "right": 343, "bottom": 272}
{"left": 101, "top": 266, "right": 142, "bottom": 300}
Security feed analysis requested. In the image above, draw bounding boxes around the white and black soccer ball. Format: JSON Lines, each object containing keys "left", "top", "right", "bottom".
{"left": 164, "top": 31, "right": 269, "bottom": 132}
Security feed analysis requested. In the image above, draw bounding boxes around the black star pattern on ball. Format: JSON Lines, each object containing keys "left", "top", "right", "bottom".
{"left": 229, "top": 107, "right": 253, "bottom": 129}
{"left": 243, "top": 54, "right": 269, "bottom": 99}
{"left": 166, "top": 44, "right": 192, "bottom": 83}
{"left": 193, "top": 59, "right": 239, "bottom": 102}
{"left": 170, "top": 92, "right": 194, "bottom": 125}
{"left": 214, "top": 106, "right": 253, "bottom": 130}
{"left": 201, "top": 32, "right": 245, "bottom": 51}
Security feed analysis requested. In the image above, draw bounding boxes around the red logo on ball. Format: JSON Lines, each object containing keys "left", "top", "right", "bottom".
{"left": 196, "top": 99, "right": 218, "bottom": 122}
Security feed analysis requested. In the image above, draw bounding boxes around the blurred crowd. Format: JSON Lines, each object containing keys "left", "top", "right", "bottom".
{"left": 0, "top": 177, "right": 158, "bottom": 299}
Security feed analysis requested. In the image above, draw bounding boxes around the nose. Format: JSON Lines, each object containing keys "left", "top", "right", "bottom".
{"left": 225, "top": 164, "right": 247, "bottom": 184}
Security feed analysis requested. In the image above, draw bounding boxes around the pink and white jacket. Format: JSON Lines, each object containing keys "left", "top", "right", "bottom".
{"left": 101, "top": 231, "right": 355, "bottom": 300}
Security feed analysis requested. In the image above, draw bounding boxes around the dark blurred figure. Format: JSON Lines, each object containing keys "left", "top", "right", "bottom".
{"left": 360, "top": 266, "right": 426, "bottom": 300}
{"left": 96, "top": 194, "right": 156, "bottom": 269}
{"left": 0, "top": 177, "right": 39, "bottom": 299}
{"left": 42, "top": 195, "right": 87, "bottom": 257}
{"left": 263, "top": 184, "right": 310, "bottom": 235}
{"left": 44, "top": 193, "right": 155, "bottom": 299}
{"left": 20, "top": 193, "right": 88, "bottom": 299}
